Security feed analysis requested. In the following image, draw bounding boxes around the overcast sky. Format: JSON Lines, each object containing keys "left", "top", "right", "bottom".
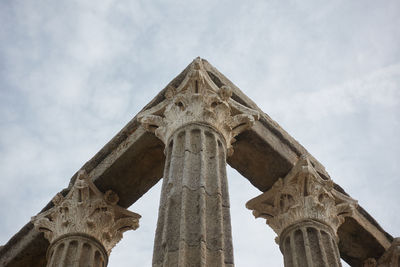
{"left": 1, "top": 1, "right": 399, "bottom": 266}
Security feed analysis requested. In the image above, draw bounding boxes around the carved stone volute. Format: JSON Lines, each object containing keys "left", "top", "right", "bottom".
{"left": 31, "top": 170, "right": 141, "bottom": 254}
{"left": 138, "top": 57, "right": 259, "bottom": 156}
{"left": 246, "top": 155, "right": 358, "bottom": 241}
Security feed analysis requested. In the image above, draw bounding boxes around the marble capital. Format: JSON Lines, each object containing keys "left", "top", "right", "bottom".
{"left": 138, "top": 57, "right": 259, "bottom": 156}
{"left": 246, "top": 155, "right": 358, "bottom": 241}
{"left": 31, "top": 170, "right": 141, "bottom": 254}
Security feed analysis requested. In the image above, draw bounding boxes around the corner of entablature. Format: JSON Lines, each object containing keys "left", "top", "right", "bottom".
{"left": 137, "top": 58, "right": 260, "bottom": 156}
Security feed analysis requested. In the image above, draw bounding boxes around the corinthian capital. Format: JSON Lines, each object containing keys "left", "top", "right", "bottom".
{"left": 246, "top": 155, "right": 357, "bottom": 240}
{"left": 31, "top": 170, "right": 141, "bottom": 254}
{"left": 138, "top": 57, "right": 259, "bottom": 156}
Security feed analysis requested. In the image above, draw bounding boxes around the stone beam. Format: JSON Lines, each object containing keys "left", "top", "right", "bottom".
{"left": 0, "top": 58, "right": 393, "bottom": 266}
{"left": 0, "top": 86, "right": 168, "bottom": 267}
{"left": 0, "top": 60, "right": 197, "bottom": 267}
{"left": 202, "top": 59, "right": 393, "bottom": 266}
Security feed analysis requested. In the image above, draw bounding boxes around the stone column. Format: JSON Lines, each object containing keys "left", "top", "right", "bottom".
{"left": 247, "top": 156, "right": 357, "bottom": 267}
{"left": 32, "top": 170, "right": 141, "bottom": 267}
{"left": 154, "top": 124, "right": 231, "bottom": 266}
{"left": 138, "top": 58, "right": 259, "bottom": 267}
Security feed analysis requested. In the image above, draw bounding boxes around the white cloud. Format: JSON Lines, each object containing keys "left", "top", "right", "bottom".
{"left": 267, "top": 63, "right": 400, "bottom": 123}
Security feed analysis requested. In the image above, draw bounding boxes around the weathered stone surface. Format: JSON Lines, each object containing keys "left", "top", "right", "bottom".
{"left": 0, "top": 222, "right": 48, "bottom": 267}
{"left": 31, "top": 170, "right": 140, "bottom": 266}
{"left": 138, "top": 57, "right": 259, "bottom": 155}
{"left": 246, "top": 156, "right": 357, "bottom": 240}
{"left": 32, "top": 170, "right": 140, "bottom": 255}
{"left": 201, "top": 58, "right": 393, "bottom": 266}
{"left": 377, "top": 238, "right": 400, "bottom": 267}
{"left": 152, "top": 125, "right": 234, "bottom": 267}
{"left": 140, "top": 59, "right": 259, "bottom": 266}
{"left": 338, "top": 216, "right": 389, "bottom": 266}
{"left": 0, "top": 57, "right": 394, "bottom": 266}
{"left": 363, "top": 258, "right": 377, "bottom": 267}
{"left": 46, "top": 234, "right": 108, "bottom": 267}
{"left": 247, "top": 156, "right": 357, "bottom": 267}
{"left": 280, "top": 220, "right": 342, "bottom": 267}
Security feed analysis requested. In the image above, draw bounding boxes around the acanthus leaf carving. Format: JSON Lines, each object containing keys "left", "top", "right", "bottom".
{"left": 31, "top": 170, "right": 141, "bottom": 254}
{"left": 137, "top": 57, "right": 259, "bottom": 156}
{"left": 246, "top": 155, "right": 358, "bottom": 241}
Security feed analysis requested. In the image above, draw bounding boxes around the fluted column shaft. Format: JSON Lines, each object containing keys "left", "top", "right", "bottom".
{"left": 153, "top": 124, "right": 234, "bottom": 267}
{"left": 138, "top": 58, "right": 259, "bottom": 267}
{"left": 46, "top": 234, "right": 107, "bottom": 267}
{"left": 280, "top": 220, "right": 341, "bottom": 267}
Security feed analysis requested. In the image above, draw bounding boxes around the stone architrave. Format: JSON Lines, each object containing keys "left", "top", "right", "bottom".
{"left": 31, "top": 170, "right": 141, "bottom": 267}
{"left": 246, "top": 156, "right": 358, "bottom": 267}
{"left": 138, "top": 57, "right": 259, "bottom": 267}
{"left": 377, "top": 238, "right": 400, "bottom": 267}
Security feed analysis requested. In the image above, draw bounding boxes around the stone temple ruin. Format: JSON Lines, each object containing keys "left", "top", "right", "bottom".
{"left": 0, "top": 58, "right": 398, "bottom": 267}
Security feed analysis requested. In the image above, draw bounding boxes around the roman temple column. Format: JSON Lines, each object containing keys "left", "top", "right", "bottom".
{"left": 247, "top": 156, "right": 357, "bottom": 267}
{"left": 138, "top": 58, "right": 259, "bottom": 267}
{"left": 32, "top": 170, "right": 141, "bottom": 267}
